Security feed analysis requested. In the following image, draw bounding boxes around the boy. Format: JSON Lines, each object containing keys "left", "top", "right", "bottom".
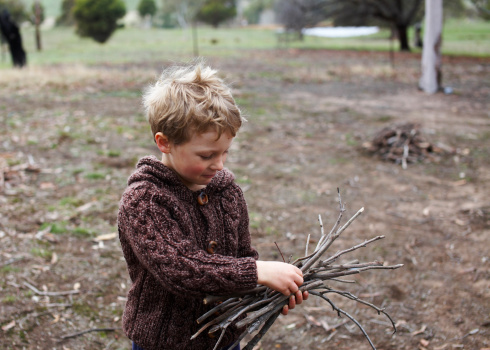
{"left": 118, "top": 62, "right": 306, "bottom": 350}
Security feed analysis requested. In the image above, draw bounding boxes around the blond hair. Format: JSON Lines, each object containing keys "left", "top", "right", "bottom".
{"left": 143, "top": 61, "right": 244, "bottom": 144}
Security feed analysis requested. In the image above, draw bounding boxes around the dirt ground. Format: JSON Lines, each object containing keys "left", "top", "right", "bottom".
{"left": 0, "top": 49, "right": 488, "bottom": 350}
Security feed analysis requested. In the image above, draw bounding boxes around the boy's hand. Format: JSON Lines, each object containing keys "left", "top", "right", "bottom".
{"left": 255, "top": 261, "right": 309, "bottom": 315}
{"left": 281, "top": 290, "right": 309, "bottom": 315}
{"left": 256, "top": 261, "right": 304, "bottom": 296}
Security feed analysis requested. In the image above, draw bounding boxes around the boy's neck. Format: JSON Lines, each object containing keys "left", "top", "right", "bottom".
{"left": 159, "top": 156, "right": 206, "bottom": 192}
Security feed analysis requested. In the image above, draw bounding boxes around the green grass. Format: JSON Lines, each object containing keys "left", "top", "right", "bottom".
{"left": 2, "top": 295, "right": 17, "bottom": 304}
{"left": 30, "top": 247, "right": 53, "bottom": 260}
{"left": 0, "top": 17, "right": 488, "bottom": 69}
{"left": 440, "top": 18, "right": 490, "bottom": 57}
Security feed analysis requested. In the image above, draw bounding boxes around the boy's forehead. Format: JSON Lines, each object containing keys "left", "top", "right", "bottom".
{"left": 189, "top": 130, "right": 233, "bottom": 146}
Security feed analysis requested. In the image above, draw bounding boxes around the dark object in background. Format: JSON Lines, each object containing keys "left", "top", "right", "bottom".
{"left": 0, "top": 9, "right": 26, "bottom": 67}
{"left": 362, "top": 123, "right": 453, "bottom": 168}
{"left": 414, "top": 22, "right": 423, "bottom": 48}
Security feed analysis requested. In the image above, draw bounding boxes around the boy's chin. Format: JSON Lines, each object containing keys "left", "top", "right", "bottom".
{"left": 200, "top": 175, "right": 215, "bottom": 182}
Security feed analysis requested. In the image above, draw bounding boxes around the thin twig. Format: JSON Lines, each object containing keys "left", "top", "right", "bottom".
{"left": 23, "top": 281, "right": 80, "bottom": 296}
{"left": 320, "top": 236, "right": 385, "bottom": 267}
{"left": 1, "top": 257, "right": 25, "bottom": 267}
{"left": 310, "top": 291, "right": 377, "bottom": 350}
{"left": 242, "top": 310, "right": 281, "bottom": 350}
{"left": 305, "top": 233, "right": 310, "bottom": 257}
{"left": 59, "top": 328, "right": 120, "bottom": 340}
{"left": 195, "top": 192, "right": 402, "bottom": 350}
{"left": 274, "top": 242, "right": 286, "bottom": 263}
{"left": 301, "top": 207, "right": 364, "bottom": 273}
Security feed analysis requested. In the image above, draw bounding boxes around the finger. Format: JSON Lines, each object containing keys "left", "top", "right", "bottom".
{"left": 282, "top": 304, "right": 289, "bottom": 316}
{"left": 288, "top": 295, "right": 296, "bottom": 310}
{"left": 303, "top": 291, "right": 309, "bottom": 301}
{"left": 288, "top": 282, "right": 299, "bottom": 295}
{"left": 295, "top": 290, "right": 303, "bottom": 305}
{"left": 293, "top": 265, "right": 303, "bottom": 277}
{"left": 293, "top": 273, "right": 304, "bottom": 287}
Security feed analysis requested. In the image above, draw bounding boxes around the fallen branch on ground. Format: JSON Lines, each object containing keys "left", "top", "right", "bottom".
{"left": 362, "top": 123, "right": 452, "bottom": 169}
{"left": 59, "top": 327, "right": 120, "bottom": 340}
{"left": 194, "top": 189, "right": 403, "bottom": 350}
{"left": 23, "top": 281, "right": 80, "bottom": 296}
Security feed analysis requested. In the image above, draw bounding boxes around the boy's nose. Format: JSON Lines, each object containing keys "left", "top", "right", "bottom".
{"left": 212, "top": 156, "right": 224, "bottom": 171}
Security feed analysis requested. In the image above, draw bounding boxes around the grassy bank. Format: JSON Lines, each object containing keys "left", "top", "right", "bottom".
{"left": 1, "top": 18, "right": 488, "bottom": 69}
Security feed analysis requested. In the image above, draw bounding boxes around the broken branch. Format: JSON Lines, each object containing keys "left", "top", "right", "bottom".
{"left": 195, "top": 192, "right": 403, "bottom": 350}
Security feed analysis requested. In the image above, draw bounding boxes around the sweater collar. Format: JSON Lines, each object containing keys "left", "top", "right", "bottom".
{"left": 128, "top": 155, "right": 235, "bottom": 200}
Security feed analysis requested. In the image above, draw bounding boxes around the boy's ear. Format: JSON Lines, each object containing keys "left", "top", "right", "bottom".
{"left": 155, "top": 132, "right": 172, "bottom": 154}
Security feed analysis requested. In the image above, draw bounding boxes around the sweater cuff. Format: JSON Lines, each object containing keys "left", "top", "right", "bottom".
{"left": 234, "top": 257, "right": 258, "bottom": 290}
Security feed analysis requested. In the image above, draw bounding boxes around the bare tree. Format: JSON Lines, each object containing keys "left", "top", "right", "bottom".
{"left": 161, "top": 0, "right": 206, "bottom": 28}
{"left": 470, "top": 0, "right": 490, "bottom": 19}
{"left": 34, "top": 0, "right": 42, "bottom": 51}
{"left": 326, "top": 0, "right": 423, "bottom": 51}
{"left": 275, "top": 0, "right": 327, "bottom": 39}
{"left": 161, "top": 0, "right": 207, "bottom": 56}
{"left": 276, "top": 0, "right": 424, "bottom": 51}
{"left": 419, "top": 0, "right": 443, "bottom": 94}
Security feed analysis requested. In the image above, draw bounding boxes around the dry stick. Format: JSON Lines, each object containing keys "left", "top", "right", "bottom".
{"left": 207, "top": 299, "right": 273, "bottom": 350}
{"left": 317, "top": 261, "right": 383, "bottom": 271}
{"left": 211, "top": 328, "right": 228, "bottom": 350}
{"left": 314, "top": 190, "right": 344, "bottom": 254}
{"left": 203, "top": 285, "right": 267, "bottom": 305}
{"left": 301, "top": 207, "right": 364, "bottom": 273}
{"left": 235, "top": 281, "right": 323, "bottom": 330}
{"left": 196, "top": 297, "right": 240, "bottom": 324}
{"left": 329, "top": 277, "right": 357, "bottom": 284}
{"left": 315, "top": 214, "right": 325, "bottom": 252}
{"left": 309, "top": 264, "right": 403, "bottom": 280}
{"left": 208, "top": 294, "right": 282, "bottom": 334}
{"left": 59, "top": 327, "right": 120, "bottom": 340}
{"left": 1, "top": 257, "right": 24, "bottom": 267}
{"left": 242, "top": 309, "right": 282, "bottom": 350}
{"left": 305, "top": 233, "right": 311, "bottom": 257}
{"left": 23, "top": 281, "right": 80, "bottom": 296}
{"left": 312, "top": 261, "right": 382, "bottom": 274}
{"left": 320, "top": 235, "right": 385, "bottom": 267}
{"left": 293, "top": 208, "right": 344, "bottom": 267}
{"left": 402, "top": 142, "right": 409, "bottom": 169}
{"left": 274, "top": 242, "right": 286, "bottom": 263}
{"left": 310, "top": 291, "right": 377, "bottom": 350}
{"left": 197, "top": 196, "right": 402, "bottom": 350}
{"left": 193, "top": 297, "right": 255, "bottom": 340}
{"left": 320, "top": 288, "right": 397, "bottom": 331}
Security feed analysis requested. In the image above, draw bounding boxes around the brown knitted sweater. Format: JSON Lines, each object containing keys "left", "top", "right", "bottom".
{"left": 117, "top": 156, "right": 259, "bottom": 350}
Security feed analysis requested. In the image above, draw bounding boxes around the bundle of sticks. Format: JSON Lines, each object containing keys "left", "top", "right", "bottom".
{"left": 362, "top": 123, "right": 449, "bottom": 169}
{"left": 194, "top": 190, "right": 403, "bottom": 350}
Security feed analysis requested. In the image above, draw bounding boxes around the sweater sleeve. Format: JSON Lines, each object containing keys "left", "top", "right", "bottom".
{"left": 118, "top": 184, "right": 258, "bottom": 298}
{"left": 233, "top": 184, "right": 259, "bottom": 261}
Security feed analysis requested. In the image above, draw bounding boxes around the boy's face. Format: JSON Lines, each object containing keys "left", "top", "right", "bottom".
{"left": 160, "top": 129, "right": 234, "bottom": 191}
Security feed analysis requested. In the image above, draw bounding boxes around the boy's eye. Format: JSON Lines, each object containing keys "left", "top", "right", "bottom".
{"left": 200, "top": 154, "right": 213, "bottom": 160}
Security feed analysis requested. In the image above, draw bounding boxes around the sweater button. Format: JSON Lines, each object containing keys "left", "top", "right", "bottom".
{"left": 197, "top": 191, "right": 208, "bottom": 205}
{"left": 207, "top": 241, "right": 218, "bottom": 254}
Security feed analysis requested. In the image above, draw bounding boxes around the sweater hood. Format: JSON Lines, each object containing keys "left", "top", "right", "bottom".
{"left": 128, "top": 155, "right": 236, "bottom": 196}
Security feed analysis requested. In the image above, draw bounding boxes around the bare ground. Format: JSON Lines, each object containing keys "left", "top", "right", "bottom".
{"left": 0, "top": 49, "right": 489, "bottom": 350}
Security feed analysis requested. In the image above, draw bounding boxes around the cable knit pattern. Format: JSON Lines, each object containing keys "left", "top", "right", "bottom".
{"left": 118, "top": 156, "right": 259, "bottom": 350}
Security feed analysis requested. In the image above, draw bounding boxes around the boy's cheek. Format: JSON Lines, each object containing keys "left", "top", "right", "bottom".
{"left": 185, "top": 164, "right": 207, "bottom": 176}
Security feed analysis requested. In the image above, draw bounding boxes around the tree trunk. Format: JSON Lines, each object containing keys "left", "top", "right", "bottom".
{"left": 192, "top": 20, "right": 199, "bottom": 57}
{"left": 0, "top": 10, "right": 27, "bottom": 67}
{"left": 35, "top": 0, "right": 42, "bottom": 51}
{"left": 397, "top": 24, "right": 410, "bottom": 51}
{"left": 419, "top": 0, "right": 443, "bottom": 94}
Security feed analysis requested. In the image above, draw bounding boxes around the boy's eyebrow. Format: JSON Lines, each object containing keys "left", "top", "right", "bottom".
{"left": 198, "top": 147, "right": 230, "bottom": 153}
